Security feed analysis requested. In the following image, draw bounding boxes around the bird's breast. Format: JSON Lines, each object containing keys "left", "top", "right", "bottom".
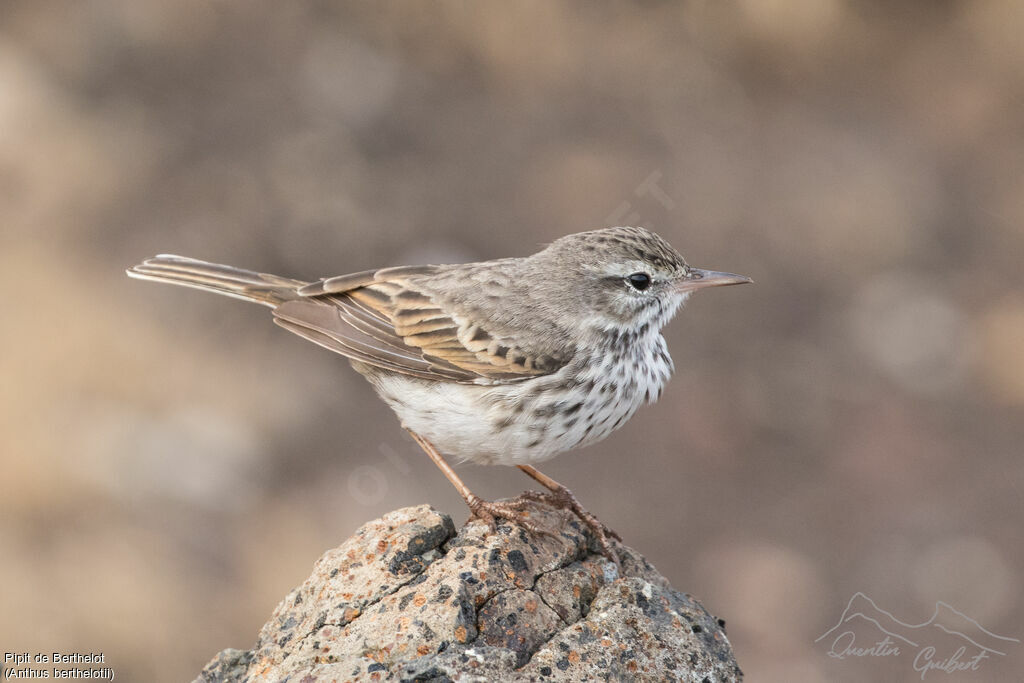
{"left": 360, "top": 336, "right": 674, "bottom": 467}
{"left": 477, "top": 334, "right": 674, "bottom": 463}
{"left": 554, "top": 335, "right": 674, "bottom": 449}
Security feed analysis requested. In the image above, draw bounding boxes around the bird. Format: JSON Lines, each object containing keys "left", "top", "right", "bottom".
{"left": 127, "top": 227, "right": 750, "bottom": 563}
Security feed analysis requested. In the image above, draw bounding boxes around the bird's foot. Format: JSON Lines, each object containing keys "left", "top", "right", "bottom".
{"left": 465, "top": 494, "right": 557, "bottom": 538}
{"left": 518, "top": 488, "right": 622, "bottom": 568}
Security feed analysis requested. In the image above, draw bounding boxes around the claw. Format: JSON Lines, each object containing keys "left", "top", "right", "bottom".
{"left": 464, "top": 490, "right": 621, "bottom": 571}
{"left": 518, "top": 489, "right": 621, "bottom": 569}
{"left": 465, "top": 495, "right": 557, "bottom": 538}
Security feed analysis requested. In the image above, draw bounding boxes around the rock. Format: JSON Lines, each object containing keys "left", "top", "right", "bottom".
{"left": 194, "top": 500, "right": 742, "bottom": 682}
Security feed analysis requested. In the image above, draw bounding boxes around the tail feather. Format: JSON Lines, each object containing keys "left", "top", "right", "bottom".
{"left": 127, "top": 255, "right": 307, "bottom": 307}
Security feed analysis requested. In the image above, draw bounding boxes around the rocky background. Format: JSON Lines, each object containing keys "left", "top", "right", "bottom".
{"left": 2, "top": 2, "right": 1022, "bottom": 681}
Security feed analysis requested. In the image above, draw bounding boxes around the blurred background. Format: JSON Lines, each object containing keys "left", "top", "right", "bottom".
{"left": 2, "top": 1, "right": 1022, "bottom": 681}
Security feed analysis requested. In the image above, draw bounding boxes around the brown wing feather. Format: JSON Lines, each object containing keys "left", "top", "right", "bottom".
{"left": 275, "top": 269, "right": 570, "bottom": 383}
{"left": 273, "top": 300, "right": 472, "bottom": 381}
{"left": 345, "top": 280, "right": 566, "bottom": 380}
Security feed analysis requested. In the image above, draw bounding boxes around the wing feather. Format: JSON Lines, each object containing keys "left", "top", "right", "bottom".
{"left": 274, "top": 268, "right": 572, "bottom": 383}
{"left": 273, "top": 301, "right": 471, "bottom": 381}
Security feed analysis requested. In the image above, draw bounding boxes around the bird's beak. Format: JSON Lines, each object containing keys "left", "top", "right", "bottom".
{"left": 676, "top": 268, "right": 752, "bottom": 292}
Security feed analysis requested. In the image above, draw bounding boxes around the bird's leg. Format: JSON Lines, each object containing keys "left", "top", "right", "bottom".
{"left": 406, "top": 430, "right": 554, "bottom": 537}
{"left": 516, "top": 465, "right": 622, "bottom": 564}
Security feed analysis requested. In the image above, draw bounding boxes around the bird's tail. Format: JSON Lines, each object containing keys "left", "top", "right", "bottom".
{"left": 126, "top": 255, "right": 308, "bottom": 307}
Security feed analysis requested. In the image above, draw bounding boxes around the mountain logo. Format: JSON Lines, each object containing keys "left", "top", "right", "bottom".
{"left": 816, "top": 592, "right": 1019, "bottom": 678}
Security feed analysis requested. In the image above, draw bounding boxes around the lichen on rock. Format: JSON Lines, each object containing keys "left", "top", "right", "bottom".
{"left": 194, "top": 500, "right": 742, "bottom": 682}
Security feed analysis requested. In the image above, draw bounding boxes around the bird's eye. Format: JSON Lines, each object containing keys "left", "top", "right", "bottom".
{"left": 627, "top": 272, "right": 652, "bottom": 291}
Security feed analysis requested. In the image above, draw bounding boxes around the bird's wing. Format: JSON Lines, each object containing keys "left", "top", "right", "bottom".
{"left": 273, "top": 266, "right": 570, "bottom": 384}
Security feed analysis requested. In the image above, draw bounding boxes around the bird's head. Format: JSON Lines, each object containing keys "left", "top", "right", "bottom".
{"left": 536, "top": 226, "right": 751, "bottom": 338}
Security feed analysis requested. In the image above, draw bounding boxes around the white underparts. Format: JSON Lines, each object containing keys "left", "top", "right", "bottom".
{"left": 366, "top": 334, "right": 674, "bottom": 466}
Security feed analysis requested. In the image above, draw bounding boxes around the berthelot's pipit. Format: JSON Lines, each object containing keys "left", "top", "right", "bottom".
{"left": 128, "top": 227, "right": 749, "bottom": 562}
